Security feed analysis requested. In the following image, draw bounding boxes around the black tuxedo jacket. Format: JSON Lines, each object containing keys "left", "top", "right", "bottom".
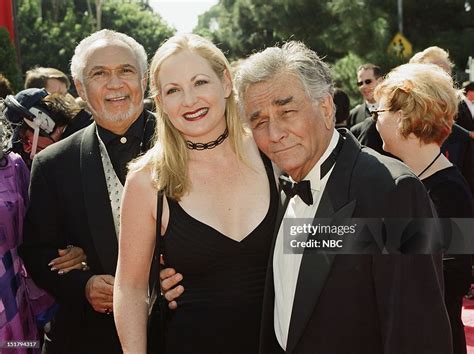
{"left": 348, "top": 102, "right": 370, "bottom": 127}
{"left": 457, "top": 100, "right": 474, "bottom": 131}
{"left": 19, "top": 111, "right": 156, "bottom": 354}
{"left": 350, "top": 116, "right": 394, "bottom": 158}
{"left": 259, "top": 131, "right": 452, "bottom": 354}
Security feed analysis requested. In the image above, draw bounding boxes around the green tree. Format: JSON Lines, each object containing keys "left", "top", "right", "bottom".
{"left": 196, "top": 0, "right": 474, "bottom": 99}
{"left": 17, "top": 0, "right": 175, "bottom": 85}
{"left": 17, "top": 0, "right": 94, "bottom": 78}
{"left": 0, "top": 28, "right": 22, "bottom": 91}
{"left": 195, "top": 0, "right": 285, "bottom": 60}
{"left": 331, "top": 51, "right": 364, "bottom": 106}
{"left": 101, "top": 0, "right": 175, "bottom": 59}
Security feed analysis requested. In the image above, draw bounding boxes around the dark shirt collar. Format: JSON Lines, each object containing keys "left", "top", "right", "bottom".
{"left": 96, "top": 111, "right": 146, "bottom": 145}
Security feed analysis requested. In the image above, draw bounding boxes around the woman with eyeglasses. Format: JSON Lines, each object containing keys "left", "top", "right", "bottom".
{"left": 374, "top": 63, "right": 473, "bottom": 354}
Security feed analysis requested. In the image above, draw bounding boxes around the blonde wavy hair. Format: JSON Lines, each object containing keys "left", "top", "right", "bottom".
{"left": 374, "top": 63, "right": 459, "bottom": 146}
{"left": 409, "top": 46, "right": 454, "bottom": 74}
{"left": 129, "top": 34, "right": 246, "bottom": 200}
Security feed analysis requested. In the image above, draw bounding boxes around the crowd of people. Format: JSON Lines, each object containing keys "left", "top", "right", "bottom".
{"left": 0, "top": 28, "right": 473, "bottom": 354}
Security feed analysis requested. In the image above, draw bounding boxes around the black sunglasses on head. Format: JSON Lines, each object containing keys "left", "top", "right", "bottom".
{"left": 357, "top": 79, "right": 373, "bottom": 87}
{"left": 371, "top": 109, "right": 390, "bottom": 122}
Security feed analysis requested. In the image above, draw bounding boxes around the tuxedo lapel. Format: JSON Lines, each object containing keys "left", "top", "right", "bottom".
{"left": 80, "top": 123, "right": 119, "bottom": 275}
{"left": 286, "top": 131, "right": 360, "bottom": 353}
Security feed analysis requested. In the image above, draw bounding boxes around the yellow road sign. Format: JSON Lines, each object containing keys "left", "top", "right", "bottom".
{"left": 388, "top": 32, "right": 413, "bottom": 58}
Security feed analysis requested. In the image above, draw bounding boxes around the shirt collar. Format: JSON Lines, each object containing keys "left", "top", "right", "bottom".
{"left": 96, "top": 111, "right": 145, "bottom": 145}
{"left": 290, "top": 129, "right": 340, "bottom": 192}
{"left": 365, "top": 101, "right": 378, "bottom": 112}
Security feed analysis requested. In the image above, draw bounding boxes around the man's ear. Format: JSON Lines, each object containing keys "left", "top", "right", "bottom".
{"left": 320, "top": 94, "right": 335, "bottom": 130}
{"left": 74, "top": 79, "right": 86, "bottom": 101}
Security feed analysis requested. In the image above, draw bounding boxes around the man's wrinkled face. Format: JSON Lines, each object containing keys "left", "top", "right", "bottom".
{"left": 75, "top": 41, "right": 145, "bottom": 125}
{"left": 243, "top": 72, "right": 334, "bottom": 181}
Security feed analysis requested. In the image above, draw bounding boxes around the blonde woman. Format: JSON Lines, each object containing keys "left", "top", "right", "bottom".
{"left": 114, "top": 34, "right": 279, "bottom": 354}
{"left": 374, "top": 63, "right": 473, "bottom": 354}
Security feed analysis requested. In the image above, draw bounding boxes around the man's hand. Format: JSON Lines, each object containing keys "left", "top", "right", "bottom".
{"left": 85, "top": 275, "right": 114, "bottom": 314}
{"left": 160, "top": 268, "right": 184, "bottom": 310}
{"left": 49, "top": 246, "right": 87, "bottom": 275}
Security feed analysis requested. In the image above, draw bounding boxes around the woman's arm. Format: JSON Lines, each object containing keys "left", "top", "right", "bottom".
{"left": 114, "top": 169, "right": 157, "bottom": 354}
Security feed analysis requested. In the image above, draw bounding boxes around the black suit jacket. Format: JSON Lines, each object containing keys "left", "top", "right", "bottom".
{"left": 457, "top": 100, "right": 474, "bottom": 131}
{"left": 19, "top": 111, "right": 156, "bottom": 354}
{"left": 259, "top": 130, "right": 452, "bottom": 354}
{"left": 350, "top": 117, "right": 395, "bottom": 158}
{"left": 348, "top": 102, "right": 370, "bottom": 127}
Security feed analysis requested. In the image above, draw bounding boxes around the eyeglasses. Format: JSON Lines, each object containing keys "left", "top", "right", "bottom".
{"left": 357, "top": 79, "right": 373, "bottom": 87}
{"left": 371, "top": 109, "right": 390, "bottom": 122}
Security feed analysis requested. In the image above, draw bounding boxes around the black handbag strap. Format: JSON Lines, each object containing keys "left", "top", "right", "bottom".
{"left": 149, "top": 190, "right": 164, "bottom": 308}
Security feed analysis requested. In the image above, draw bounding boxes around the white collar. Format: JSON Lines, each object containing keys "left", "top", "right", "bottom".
{"left": 365, "top": 101, "right": 378, "bottom": 111}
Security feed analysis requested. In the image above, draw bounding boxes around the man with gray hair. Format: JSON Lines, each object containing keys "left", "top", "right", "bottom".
{"left": 233, "top": 42, "right": 451, "bottom": 354}
{"left": 19, "top": 29, "right": 156, "bottom": 354}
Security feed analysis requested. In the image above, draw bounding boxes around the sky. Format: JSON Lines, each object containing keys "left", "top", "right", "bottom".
{"left": 149, "top": 0, "right": 219, "bottom": 33}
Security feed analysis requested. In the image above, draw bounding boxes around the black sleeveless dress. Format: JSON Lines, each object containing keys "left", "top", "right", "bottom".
{"left": 162, "top": 154, "right": 278, "bottom": 354}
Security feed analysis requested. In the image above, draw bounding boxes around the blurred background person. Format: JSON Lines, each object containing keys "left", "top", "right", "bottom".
{"left": 458, "top": 81, "right": 474, "bottom": 134}
{"left": 333, "top": 88, "right": 350, "bottom": 128}
{"left": 0, "top": 104, "right": 86, "bottom": 354}
{"left": 3, "top": 88, "right": 76, "bottom": 168}
{"left": 374, "top": 63, "right": 473, "bottom": 354}
{"left": 24, "top": 66, "right": 92, "bottom": 138}
{"left": 410, "top": 46, "right": 474, "bottom": 207}
{"left": 0, "top": 74, "right": 14, "bottom": 99}
{"left": 350, "top": 64, "right": 392, "bottom": 156}
{"left": 24, "top": 67, "right": 70, "bottom": 96}
{"left": 348, "top": 63, "right": 383, "bottom": 127}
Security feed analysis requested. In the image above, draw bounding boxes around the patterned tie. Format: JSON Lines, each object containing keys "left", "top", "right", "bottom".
{"left": 96, "top": 129, "right": 123, "bottom": 238}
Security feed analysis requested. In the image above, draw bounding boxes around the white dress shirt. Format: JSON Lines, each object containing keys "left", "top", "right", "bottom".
{"left": 273, "top": 129, "right": 340, "bottom": 350}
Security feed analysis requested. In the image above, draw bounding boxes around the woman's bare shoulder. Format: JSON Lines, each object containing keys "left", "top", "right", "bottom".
{"left": 125, "top": 167, "right": 155, "bottom": 194}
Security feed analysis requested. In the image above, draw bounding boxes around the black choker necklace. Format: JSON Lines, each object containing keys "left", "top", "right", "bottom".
{"left": 185, "top": 128, "right": 229, "bottom": 150}
{"left": 417, "top": 151, "right": 442, "bottom": 178}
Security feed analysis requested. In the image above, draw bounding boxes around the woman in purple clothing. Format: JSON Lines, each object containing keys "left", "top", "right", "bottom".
{"left": 0, "top": 92, "right": 87, "bottom": 353}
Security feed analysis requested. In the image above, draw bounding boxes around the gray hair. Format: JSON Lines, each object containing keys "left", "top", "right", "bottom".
{"left": 70, "top": 29, "right": 148, "bottom": 83}
{"left": 235, "top": 41, "right": 334, "bottom": 111}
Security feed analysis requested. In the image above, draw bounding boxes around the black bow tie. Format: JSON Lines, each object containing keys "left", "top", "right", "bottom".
{"left": 278, "top": 134, "right": 345, "bottom": 206}
{"left": 279, "top": 176, "right": 313, "bottom": 205}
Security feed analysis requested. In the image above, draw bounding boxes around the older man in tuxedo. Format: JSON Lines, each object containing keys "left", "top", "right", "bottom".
{"left": 19, "top": 30, "right": 155, "bottom": 354}
{"left": 233, "top": 42, "right": 452, "bottom": 354}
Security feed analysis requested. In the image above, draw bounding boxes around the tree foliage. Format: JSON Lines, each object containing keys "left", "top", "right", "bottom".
{"left": 0, "top": 28, "right": 22, "bottom": 91}
{"left": 195, "top": 0, "right": 474, "bottom": 103}
{"left": 16, "top": 0, "right": 175, "bottom": 84}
